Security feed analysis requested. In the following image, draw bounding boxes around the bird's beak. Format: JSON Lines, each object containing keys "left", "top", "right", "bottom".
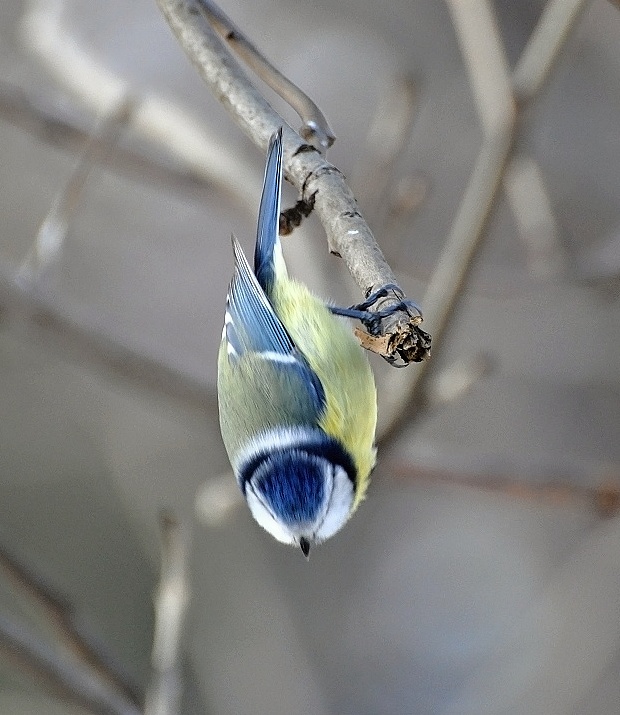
{"left": 299, "top": 537, "right": 311, "bottom": 559}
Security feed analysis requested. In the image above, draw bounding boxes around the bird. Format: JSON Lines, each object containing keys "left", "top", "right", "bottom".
{"left": 217, "top": 127, "right": 377, "bottom": 557}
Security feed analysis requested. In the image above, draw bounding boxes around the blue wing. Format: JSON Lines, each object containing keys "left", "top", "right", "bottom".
{"left": 224, "top": 236, "right": 325, "bottom": 414}
{"left": 225, "top": 234, "right": 293, "bottom": 357}
{"left": 254, "top": 127, "right": 283, "bottom": 294}
{"left": 223, "top": 128, "right": 325, "bottom": 414}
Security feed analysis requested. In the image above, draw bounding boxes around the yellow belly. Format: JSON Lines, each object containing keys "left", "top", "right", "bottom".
{"left": 271, "top": 277, "right": 377, "bottom": 508}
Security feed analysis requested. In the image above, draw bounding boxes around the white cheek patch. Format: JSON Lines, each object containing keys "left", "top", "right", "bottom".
{"left": 245, "top": 481, "right": 295, "bottom": 545}
{"left": 315, "top": 467, "right": 354, "bottom": 542}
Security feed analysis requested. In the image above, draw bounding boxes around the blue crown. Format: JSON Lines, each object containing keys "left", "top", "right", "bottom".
{"left": 239, "top": 434, "right": 357, "bottom": 526}
{"left": 253, "top": 450, "right": 327, "bottom": 525}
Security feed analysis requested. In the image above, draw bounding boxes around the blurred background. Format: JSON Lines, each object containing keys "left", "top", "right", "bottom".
{"left": 0, "top": 0, "right": 619, "bottom": 713}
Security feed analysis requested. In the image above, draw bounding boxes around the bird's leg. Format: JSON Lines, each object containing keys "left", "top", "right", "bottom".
{"left": 330, "top": 284, "right": 422, "bottom": 335}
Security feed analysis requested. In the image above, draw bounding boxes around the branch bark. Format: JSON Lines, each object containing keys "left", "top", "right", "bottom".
{"left": 378, "top": 0, "right": 588, "bottom": 439}
{"left": 144, "top": 514, "right": 190, "bottom": 715}
{"left": 195, "top": 0, "right": 335, "bottom": 152}
{"left": 0, "top": 546, "right": 142, "bottom": 708}
{"left": 0, "top": 612, "right": 141, "bottom": 715}
{"left": 155, "top": 0, "right": 430, "bottom": 366}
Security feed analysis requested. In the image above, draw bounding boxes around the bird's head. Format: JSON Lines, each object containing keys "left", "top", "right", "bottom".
{"left": 241, "top": 439, "right": 356, "bottom": 557}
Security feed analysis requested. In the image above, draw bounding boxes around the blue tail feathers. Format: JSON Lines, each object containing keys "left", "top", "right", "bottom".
{"left": 254, "top": 128, "right": 283, "bottom": 294}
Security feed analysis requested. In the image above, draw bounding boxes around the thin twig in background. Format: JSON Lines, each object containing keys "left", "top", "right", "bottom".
{"left": 16, "top": 95, "right": 135, "bottom": 288}
{"left": 512, "top": 0, "right": 590, "bottom": 103}
{"left": 21, "top": 0, "right": 263, "bottom": 212}
{"left": 0, "top": 612, "right": 142, "bottom": 715}
{"left": 503, "top": 156, "right": 564, "bottom": 277}
{"left": 378, "top": 0, "right": 515, "bottom": 440}
{"left": 155, "top": 0, "right": 430, "bottom": 366}
{"left": 0, "top": 546, "right": 143, "bottom": 707}
{"left": 144, "top": 514, "right": 190, "bottom": 715}
{"left": 503, "top": 0, "right": 589, "bottom": 273}
{"left": 350, "top": 75, "right": 418, "bottom": 232}
{"left": 390, "top": 462, "right": 620, "bottom": 518}
{"left": 448, "top": 0, "right": 514, "bottom": 136}
{"left": 377, "top": 0, "right": 589, "bottom": 441}
{"left": 195, "top": 0, "right": 335, "bottom": 152}
{"left": 0, "top": 81, "right": 237, "bottom": 203}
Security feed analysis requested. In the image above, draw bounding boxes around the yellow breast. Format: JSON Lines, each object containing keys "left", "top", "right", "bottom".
{"left": 271, "top": 277, "right": 377, "bottom": 508}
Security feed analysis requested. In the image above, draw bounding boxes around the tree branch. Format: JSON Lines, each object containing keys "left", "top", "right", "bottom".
{"left": 378, "top": 0, "right": 588, "bottom": 438}
{"left": 154, "top": 0, "right": 430, "bottom": 366}
{"left": 194, "top": 0, "right": 335, "bottom": 152}
{"left": 512, "top": 0, "right": 590, "bottom": 103}
{"left": 0, "top": 547, "right": 142, "bottom": 708}
{"left": 0, "top": 80, "right": 233, "bottom": 204}
{"left": 0, "top": 612, "right": 141, "bottom": 715}
{"left": 0, "top": 266, "right": 213, "bottom": 411}
{"left": 144, "top": 514, "right": 190, "bottom": 715}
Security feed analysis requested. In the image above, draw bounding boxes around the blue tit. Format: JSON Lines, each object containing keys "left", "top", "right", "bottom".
{"left": 217, "top": 128, "right": 377, "bottom": 556}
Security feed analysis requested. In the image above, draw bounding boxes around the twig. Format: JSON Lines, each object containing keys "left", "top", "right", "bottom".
{"left": 195, "top": 0, "right": 335, "bottom": 152}
{"left": 0, "top": 81, "right": 234, "bottom": 203}
{"left": 144, "top": 514, "right": 190, "bottom": 715}
{"left": 21, "top": 0, "right": 262, "bottom": 210}
{"left": 390, "top": 463, "right": 620, "bottom": 518}
{"left": 155, "top": 0, "right": 430, "bottom": 366}
{"left": 0, "top": 266, "right": 214, "bottom": 411}
{"left": 503, "top": 156, "right": 564, "bottom": 277}
{"left": 0, "top": 613, "right": 141, "bottom": 715}
{"left": 0, "top": 545, "right": 142, "bottom": 707}
{"left": 512, "top": 0, "right": 590, "bottom": 103}
{"left": 350, "top": 75, "right": 418, "bottom": 231}
{"left": 16, "top": 95, "right": 135, "bottom": 288}
{"left": 446, "top": 0, "right": 514, "bottom": 135}
{"left": 378, "top": 0, "right": 587, "bottom": 439}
